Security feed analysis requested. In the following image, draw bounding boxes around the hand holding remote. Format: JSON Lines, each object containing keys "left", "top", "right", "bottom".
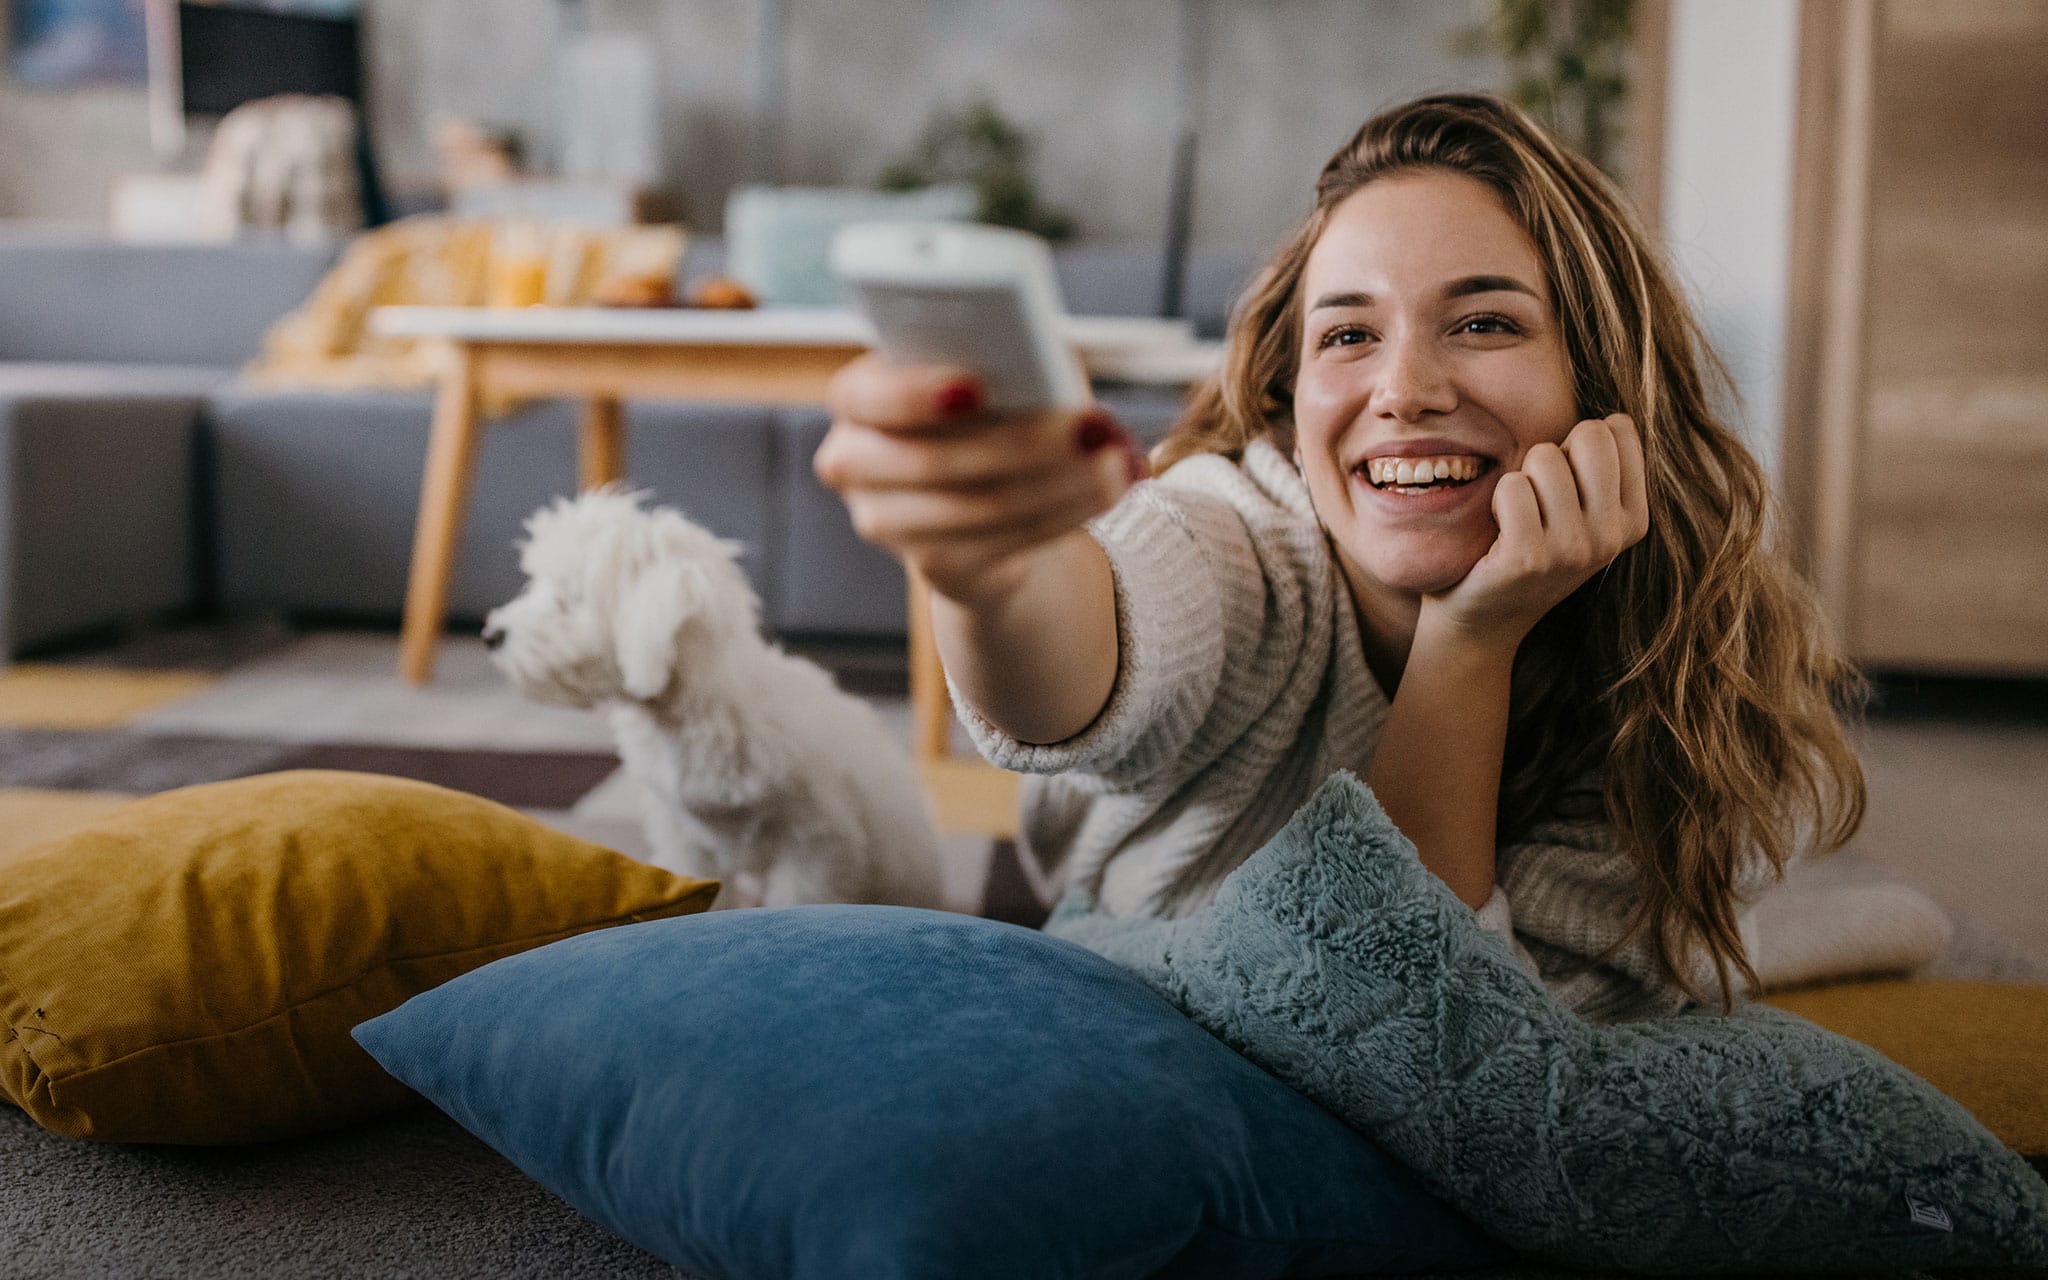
{"left": 814, "top": 357, "right": 1143, "bottom": 610}
{"left": 820, "top": 221, "right": 1135, "bottom": 743}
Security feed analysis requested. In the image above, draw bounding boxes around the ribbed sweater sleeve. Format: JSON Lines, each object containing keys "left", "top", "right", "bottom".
{"left": 950, "top": 478, "right": 1228, "bottom": 791}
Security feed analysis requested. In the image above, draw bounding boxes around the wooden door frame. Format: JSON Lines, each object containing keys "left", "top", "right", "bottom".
{"left": 1779, "top": 0, "right": 1879, "bottom": 639}
{"left": 1625, "top": 0, "right": 1673, "bottom": 233}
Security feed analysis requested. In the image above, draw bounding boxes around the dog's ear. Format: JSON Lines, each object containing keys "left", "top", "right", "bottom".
{"left": 615, "top": 561, "right": 711, "bottom": 700}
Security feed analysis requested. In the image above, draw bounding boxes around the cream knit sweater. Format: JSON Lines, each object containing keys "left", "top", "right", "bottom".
{"left": 953, "top": 438, "right": 1779, "bottom": 1023}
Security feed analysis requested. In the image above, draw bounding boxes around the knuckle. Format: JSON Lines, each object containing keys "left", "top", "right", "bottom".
{"left": 812, "top": 435, "right": 846, "bottom": 487}
{"left": 824, "top": 361, "right": 868, "bottom": 414}
{"left": 848, "top": 506, "right": 893, "bottom": 544}
{"left": 909, "top": 446, "right": 957, "bottom": 489}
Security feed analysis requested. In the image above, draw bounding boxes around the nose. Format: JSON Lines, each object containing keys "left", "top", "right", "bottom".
{"left": 1368, "top": 332, "right": 1457, "bottom": 422}
{"left": 481, "top": 622, "right": 504, "bottom": 651}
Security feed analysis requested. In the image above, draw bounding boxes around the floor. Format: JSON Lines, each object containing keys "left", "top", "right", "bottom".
{"left": 1850, "top": 677, "right": 2048, "bottom": 965}
{"left": 2, "top": 615, "right": 2043, "bottom": 966}
{"left": 0, "top": 617, "right": 1031, "bottom": 919}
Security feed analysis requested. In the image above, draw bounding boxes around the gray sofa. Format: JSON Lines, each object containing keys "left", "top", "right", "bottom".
{"left": 0, "top": 230, "right": 1254, "bottom": 656}
{"left": 0, "top": 233, "right": 334, "bottom": 654}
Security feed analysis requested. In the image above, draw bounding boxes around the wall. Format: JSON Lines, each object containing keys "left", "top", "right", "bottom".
{"left": 0, "top": 71, "right": 163, "bottom": 227}
{"left": 0, "top": 0, "right": 1501, "bottom": 249}
{"left": 1658, "top": 0, "right": 1802, "bottom": 483}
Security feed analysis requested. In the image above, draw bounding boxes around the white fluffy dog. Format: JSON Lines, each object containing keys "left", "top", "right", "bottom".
{"left": 484, "top": 489, "right": 946, "bottom": 910}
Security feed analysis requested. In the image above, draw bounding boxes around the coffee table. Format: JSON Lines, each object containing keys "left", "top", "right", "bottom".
{"left": 370, "top": 304, "right": 1216, "bottom": 829}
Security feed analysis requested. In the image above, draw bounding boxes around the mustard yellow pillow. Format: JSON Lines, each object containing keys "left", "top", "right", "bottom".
{"left": 1764, "top": 979, "right": 2048, "bottom": 1155}
{"left": 0, "top": 770, "right": 717, "bottom": 1144}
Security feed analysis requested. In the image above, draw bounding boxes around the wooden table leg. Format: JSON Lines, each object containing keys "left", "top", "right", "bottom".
{"left": 908, "top": 571, "right": 952, "bottom": 762}
{"left": 399, "top": 348, "right": 483, "bottom": 684}
{"left": 579, "top": 394, "right": 626, "bottom": 490}
{"left": 907, "top": 576, "right": 1026, "bottom": 836}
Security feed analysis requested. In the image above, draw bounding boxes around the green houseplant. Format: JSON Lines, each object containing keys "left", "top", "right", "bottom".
{"left": 878, "top": 96, "right": 1077, "bottom": 242}
{"left": 1452, "top": 0, "right": 1637, "bottom": 177}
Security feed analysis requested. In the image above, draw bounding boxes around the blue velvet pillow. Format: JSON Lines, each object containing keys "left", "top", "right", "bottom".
{"left": 354, "top": 906, "right": 1505, "bottom": 1280}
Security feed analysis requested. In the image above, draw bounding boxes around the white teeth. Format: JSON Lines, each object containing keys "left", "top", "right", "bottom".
{"left": 1359, "top": 453, "right": 1485, "bottom": 489}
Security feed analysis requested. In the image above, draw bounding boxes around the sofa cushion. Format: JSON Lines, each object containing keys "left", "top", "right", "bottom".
{"left": 0, "top": 362, "right": 233, "bottom": 398}
{"left": 206, "top": 387, "right": 781, "bottom": 624}
{"left": 0, "top": 377, "right": 209, "bottom": 653}
{"left": 0, "top": 770, "right": 717, "bottom": 1145}
{"left": 770, "top": 410, "right": 907, "bottom": 636}
{"left": 0, "top": 234, "right": 335, "bottom": 365}
{"left": 1052, "top": 243, "right": 1263, "bottom": 339}
{"left": 355, "top": 904, "right": 1508, "bottom": 1280}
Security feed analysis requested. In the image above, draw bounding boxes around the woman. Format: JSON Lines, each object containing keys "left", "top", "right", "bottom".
{"left": 814, "top": 93, "right": 1866, "bottom": 1022}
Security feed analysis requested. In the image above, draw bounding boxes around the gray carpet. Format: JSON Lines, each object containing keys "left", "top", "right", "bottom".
{"left": 0, "top": 1104, "right": 694, "bottom": 1279}
{"left": 4, "top": 1101, "right": 2039, "bottom": 1280}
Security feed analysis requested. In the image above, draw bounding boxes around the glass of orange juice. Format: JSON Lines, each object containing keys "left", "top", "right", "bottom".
{"left": 488, "top": 221, "right": 550, "bottom": 308}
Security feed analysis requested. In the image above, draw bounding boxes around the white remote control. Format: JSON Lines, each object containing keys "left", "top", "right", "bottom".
{"left": 830, "top": 222, "right": 1091, "bottom": 414}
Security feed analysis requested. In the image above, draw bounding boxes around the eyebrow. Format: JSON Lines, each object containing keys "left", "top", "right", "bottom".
{"left": 1307, "top": 274, "right": 1541, "bottom": 312}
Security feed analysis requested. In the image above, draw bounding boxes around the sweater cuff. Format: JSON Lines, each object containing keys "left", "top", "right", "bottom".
{"left": 951, "top": 484, "right": 1223, "bottom": 785}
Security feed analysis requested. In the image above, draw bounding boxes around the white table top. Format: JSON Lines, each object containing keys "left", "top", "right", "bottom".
{"left": 369, "top": 306, "right": 1223, "bottom": 383}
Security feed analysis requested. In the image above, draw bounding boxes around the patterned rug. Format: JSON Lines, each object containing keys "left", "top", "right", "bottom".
{"left": 0, "top": 624, "right": 1048, "bottom": 926}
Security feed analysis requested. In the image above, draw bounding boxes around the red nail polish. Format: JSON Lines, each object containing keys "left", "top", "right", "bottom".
{"left": 1075, "top": 417, "right": 1116, "bottom": 454}
{"left": 936, "top": 381, "right": 983, "bottom": 417}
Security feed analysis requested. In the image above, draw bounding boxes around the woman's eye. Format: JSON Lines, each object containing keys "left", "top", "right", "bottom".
{"left": 1455, "top": 314, "right": 1522, "bottom": 337}
{"left": 1315, "top": 324, "right": 1373, "bottom": 351}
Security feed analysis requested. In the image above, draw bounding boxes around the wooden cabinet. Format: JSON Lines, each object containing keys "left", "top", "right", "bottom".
{"left": 1784, "top": 0, "right": 2048, "bottom": 673}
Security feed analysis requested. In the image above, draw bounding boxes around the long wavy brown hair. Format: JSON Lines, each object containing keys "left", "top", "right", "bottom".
{"left": 1156, "top": 93, "right": 1866, "bottom": 1004}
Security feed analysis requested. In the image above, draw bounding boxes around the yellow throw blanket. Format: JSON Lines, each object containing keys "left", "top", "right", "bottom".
{"left": 246, "top": 216, "right": 685, "bottom": 398}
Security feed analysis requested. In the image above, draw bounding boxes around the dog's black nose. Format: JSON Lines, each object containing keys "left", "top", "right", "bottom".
{"left": 482, "top": 624, "right": 504, "bottom": 651}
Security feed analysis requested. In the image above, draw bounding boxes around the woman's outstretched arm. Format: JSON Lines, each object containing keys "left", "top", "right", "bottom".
{"left": 814, "top": 356, "right": 1140, "bottom": 745}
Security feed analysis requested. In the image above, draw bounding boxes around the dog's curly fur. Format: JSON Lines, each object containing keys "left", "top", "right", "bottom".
{"left": 485, "top": 489, "right": 946, "bottom": 909}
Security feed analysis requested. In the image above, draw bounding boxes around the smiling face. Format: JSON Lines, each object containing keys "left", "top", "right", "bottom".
{"left": 1293, "top": 168, "right": 1579, "bottom": 614}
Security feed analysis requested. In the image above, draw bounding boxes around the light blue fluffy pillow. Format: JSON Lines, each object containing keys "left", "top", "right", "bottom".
{"left": 1050, "top": 773, "right": 2048, "bottom": 1274}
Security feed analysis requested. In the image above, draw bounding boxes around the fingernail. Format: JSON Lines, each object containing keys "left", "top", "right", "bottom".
{"left": 1074, "top": 411, "right": 1117, "bottom": 454}
{"left": 936, "top": 381, "right": 983, "bottom": 417}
